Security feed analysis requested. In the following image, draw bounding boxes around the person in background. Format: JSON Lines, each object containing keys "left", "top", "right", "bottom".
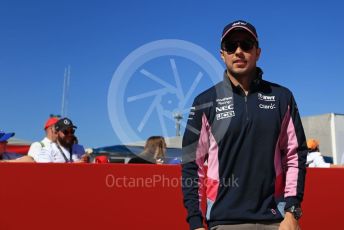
{"left": 128, "top": 136, "right": 166, "bottom": 164}
{"left": 72, "top": 136, "right": 89, "bottom": 163}
{"left": 7, "top": 117, "right": 59, "bottom": 162}
{"left": 0, "top": 130, "right": 23, "bottom": 160}
{"left": 307, "top": 139, "right": 342, "bottom": 168}
{"left": 36, "top": 117, "right": 87, "bottom": 163}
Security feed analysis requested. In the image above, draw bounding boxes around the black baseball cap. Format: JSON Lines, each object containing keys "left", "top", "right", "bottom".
{"left": 55, "top": 118, "right": 77, "bottom": 132}
{"left": 221, "top": 20, "right": 258, "bottom": 43}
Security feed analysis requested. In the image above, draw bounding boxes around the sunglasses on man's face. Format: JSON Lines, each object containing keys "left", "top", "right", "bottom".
{"left": 223, "top": 39, "right": 256, "bottom": 53}
{"left": 62, "top": 129, "right": 75, "bottom": 135}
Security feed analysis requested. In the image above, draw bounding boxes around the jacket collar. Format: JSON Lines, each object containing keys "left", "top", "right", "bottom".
{"left": 223, "top": 67, "right": 263, "bottom": 94}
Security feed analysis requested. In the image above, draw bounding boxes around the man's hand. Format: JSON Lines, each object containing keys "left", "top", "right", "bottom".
{"left": 279, "top": 212, "right": 300, "bottom": 230}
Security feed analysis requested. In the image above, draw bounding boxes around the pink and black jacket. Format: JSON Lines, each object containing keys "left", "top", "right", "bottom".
{"left": 181, "top": 68, "right": 307, "bottom": 230}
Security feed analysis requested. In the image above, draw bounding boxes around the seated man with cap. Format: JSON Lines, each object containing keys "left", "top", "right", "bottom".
{"left": 36, "top": 117, "right": 87, "bottom": 163}
{"left": 306, "top": 138, "right": 342, "bottom": 168}
{"left": 4, "top": 117, "right": 59, "bottom": 162}
{"left": 0, "top": 130, "right": 23, "bottom": 161}
{"left": 306, "top": 139, "right": 329, "bottom": 168}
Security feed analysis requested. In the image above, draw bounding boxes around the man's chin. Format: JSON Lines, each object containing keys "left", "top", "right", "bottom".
{"left": 230, "top": 66, "right": 257, "bottom": 77}
{"left": 229, "top": 69, "right": 247, "bottom": 77}
{"left": 58, "top": 139, "right": 73, "bottom": 149}
{"left": 64, "top": 141, "right": 73, "bottom": 147}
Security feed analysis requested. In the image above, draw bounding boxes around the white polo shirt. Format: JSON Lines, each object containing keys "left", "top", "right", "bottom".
{"left": 307, "top": 151, "right": 330, "bottom": 168}
{"left": 36, "top": 142, "right": 80, "bottom": 163}
{"left": 27, "top": 137, "right": 54, "bottom": 161}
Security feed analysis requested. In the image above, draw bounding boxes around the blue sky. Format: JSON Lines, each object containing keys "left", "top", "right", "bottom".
{"left": 1, "top": 0, "right": 344, "bottom": 148}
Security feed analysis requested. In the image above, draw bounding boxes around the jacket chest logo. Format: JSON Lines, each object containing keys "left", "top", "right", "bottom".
{"left": 215, "top": 97, "right": 235, "bottom": 120}
{"left": 258, "top": 93, "right": 275, "bottom": 102}
{"left": 258, "top": 93, "right": 277, "bottom": 110}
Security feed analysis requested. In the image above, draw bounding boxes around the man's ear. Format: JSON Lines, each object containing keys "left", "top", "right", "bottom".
{"left": 256, "top": 47, "right": 261, "bottom": 61}
{"left": 220, "top": 50, "right": 225, "bottom": 62}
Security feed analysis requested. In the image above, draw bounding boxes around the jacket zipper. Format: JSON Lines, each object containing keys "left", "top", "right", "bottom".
{"left": 244, "top": 96, "right": 249, "bottom": 121}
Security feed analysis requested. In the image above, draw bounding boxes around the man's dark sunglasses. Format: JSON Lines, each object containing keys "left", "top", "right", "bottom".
{"left": 223, "top": 39, "right": 256, "bottom": 53}
{"left": 63, "top": 129, "right": 75, "bottom": 135}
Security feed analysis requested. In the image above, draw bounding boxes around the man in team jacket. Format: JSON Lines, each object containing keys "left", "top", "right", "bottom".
{"left": 182, "top": 20, "right": 307, "bottom": 230}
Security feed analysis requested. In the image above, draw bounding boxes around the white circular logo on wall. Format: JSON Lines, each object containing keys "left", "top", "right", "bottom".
{"left": 108, "top": 39, "right": 223, "bottom": 145}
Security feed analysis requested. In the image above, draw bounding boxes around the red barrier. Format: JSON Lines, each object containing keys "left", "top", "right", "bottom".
{"left": 6, "top": 145, "right": 30, "bottom": 155}
{"left": 300, "top": 168, "right": 344, "bottom": 229}
{"left": 0, "top": 164, "right": 343, "bottom": 230}
{"left": 0, "top": 163, "right": 188, "bottom": 230}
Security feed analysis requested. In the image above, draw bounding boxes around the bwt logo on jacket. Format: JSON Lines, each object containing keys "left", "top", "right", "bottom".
{"left": 258, "top": 93, "right": 276, "bottom": 102}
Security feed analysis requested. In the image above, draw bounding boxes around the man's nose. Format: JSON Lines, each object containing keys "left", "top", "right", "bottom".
{"left": 234, "top": 44, "right": 244, "bottom": 54}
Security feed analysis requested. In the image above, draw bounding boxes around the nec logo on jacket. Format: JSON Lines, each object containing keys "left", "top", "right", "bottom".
{"left": 216, "top": 97, "right": 235, "bottom": 120}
